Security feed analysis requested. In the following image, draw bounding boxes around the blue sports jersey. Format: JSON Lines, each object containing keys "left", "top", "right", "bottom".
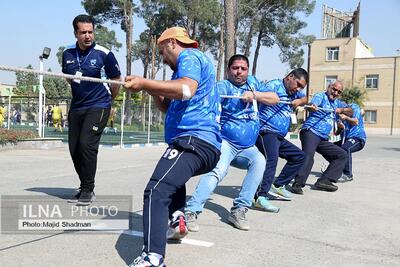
{"left": 218, "top": 75, "right": 261, "bottom": 149}
{"left": 302, "top": 92, "right": 347, "bottom": 140}
{"left": 345, "top": 103, "right": 366, "bottom": 141}
{"left": 62, "top": 42, "right": 121, "bottom": 110}
{"left": 258, "top": 79, "right": 305, "bottom": 137}
{"left": 165, "top": 49, "right": 221, "bottom": 150}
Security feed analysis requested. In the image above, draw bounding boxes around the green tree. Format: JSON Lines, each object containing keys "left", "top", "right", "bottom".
{"left": 139, "top": 0, "right": 222, "bottom": 55}
{"left": 341, "top": 86, "right": 367, "bottom": 107}
{"left": 95, "top": 25, "right": 123, "bottom": 51}
{"left": 236, "top": 0, "right": 268, "bottom": 58}
{"left": 56, "top": 46, "right": 65, "bottom": 67}
{"left": 138, "top": 0, "right": 223, "bottom": 127}
{"left": 15, "top": 65, "right": 39, "bottom": 121}
{"left": 15, "top": 65, "right": 39, "bottom": 97}
{"left": 56, "top": 26, "right": 122, "bottom": 67}
{"left": 235, "top": 0, "right": 315, "bottom": 75}
{"left": 183, "top": 0, "right": 222, "bottom": 54}
{"left": 43, "top": 68, "right": 71, "bottom": 102}
{"left": 82, "top": 0, "right": 137, "bottom": 125}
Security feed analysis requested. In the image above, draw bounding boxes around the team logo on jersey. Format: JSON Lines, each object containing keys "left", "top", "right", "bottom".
{"left": 90, "top": 59, "right": 97, "bottom": 66}
{"left": 66, "top": 60, "right": 75, "bottom": 64}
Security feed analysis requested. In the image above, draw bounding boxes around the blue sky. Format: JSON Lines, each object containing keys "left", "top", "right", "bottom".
{"left": 0, "top": 0, "right": 399, "bottom": 85}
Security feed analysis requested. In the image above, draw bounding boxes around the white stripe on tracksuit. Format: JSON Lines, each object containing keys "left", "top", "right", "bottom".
{"left": 147, "top": 136, "right": 192, "bottom": 252}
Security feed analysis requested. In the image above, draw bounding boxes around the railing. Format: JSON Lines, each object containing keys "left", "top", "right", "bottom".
{"left": 0, "top": 96, "right": 165, "bottom": 146}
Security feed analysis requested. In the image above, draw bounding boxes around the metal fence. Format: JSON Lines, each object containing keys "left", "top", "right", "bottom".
{"left": 0, "top": 95, "right": 165, "bottom": 146}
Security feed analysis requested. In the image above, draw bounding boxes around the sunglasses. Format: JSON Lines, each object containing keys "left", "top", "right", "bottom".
{"left": 331, "top": 87, "right": 343, "bottom": 95}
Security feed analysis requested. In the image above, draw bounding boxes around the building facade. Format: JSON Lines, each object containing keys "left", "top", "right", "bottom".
{"left": 308, "top": 37, "right": 400, "bottom": 135}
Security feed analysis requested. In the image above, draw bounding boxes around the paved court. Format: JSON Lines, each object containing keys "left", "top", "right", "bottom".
{"left": 0, "top": 135, "right": 399, "bottom": 266}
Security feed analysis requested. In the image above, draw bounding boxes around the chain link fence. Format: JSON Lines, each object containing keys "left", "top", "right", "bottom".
{"left": 0, "top": 96, "right": 165, "bottom": 146}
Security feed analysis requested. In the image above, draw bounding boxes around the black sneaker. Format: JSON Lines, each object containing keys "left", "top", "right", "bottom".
{"left": 288, "top": 182, "right": 303, "bottom": 195}
{"left": 67, "top": 190, "right": 81, "bottom": 203}
{"left": 314, "top": 179, "right": 338, "bottom": 192}
{"left": 76, "top": 191, "right": 95, "bottom": 206}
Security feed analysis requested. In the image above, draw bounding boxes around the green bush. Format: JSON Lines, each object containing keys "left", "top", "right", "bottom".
{"left": 341, "top": 86, "right": 367, "bottom": 106}
{"left": 0, "top": 128, "right": 37, "bottom": 145}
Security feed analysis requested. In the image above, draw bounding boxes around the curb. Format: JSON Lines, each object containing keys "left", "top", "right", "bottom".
{"left": 0, "top": 139, "right": 65, "bottom": 151}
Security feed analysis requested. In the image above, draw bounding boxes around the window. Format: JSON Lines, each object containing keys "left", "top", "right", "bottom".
{"left": 325, "top": 76, "right": 338, "bottom": 88}
{"left": 326, "top": 47, "right": 339, "bottom": 61}
{"left": 364, "top": 110, "right": 377, "bottom": 123}
{"left": 365, "top": 74, "right": 379, "bottom": 89}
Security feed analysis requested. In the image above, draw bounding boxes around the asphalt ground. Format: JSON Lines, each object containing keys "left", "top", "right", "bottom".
{"left": 0, "top": 135, "right": 399, "bottom": 266}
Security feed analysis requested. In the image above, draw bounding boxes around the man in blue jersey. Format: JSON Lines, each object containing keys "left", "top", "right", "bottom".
{"left": 124, "top": 27, "right": 221, "bottom": 267}
{"left": 290, "top": 81, "right": 353, "bottom": 194}
{"left": 254, "top": 69, "right": 308, "bottom": 206}
{"left": 336, "top": 103, "right": 366, "bottom": 182}
{"left": 62, "top": 14, "right": 121, "bottom": 206}
{"left": 184, "top": 55, "right": 279, "bottom": 232}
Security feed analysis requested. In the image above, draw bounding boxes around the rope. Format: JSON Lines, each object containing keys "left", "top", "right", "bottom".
{"left": 0, "top": 64, "right": 125, "bottom": 86}
{"left": 279, "top": 100, "right": 334, "bottom": 112}
{"left": 220, "top": 97, "right": 335, "bottom": 113}
{"left": 0, "top": 65, "right": 336, "bottom": 114}
{"left": 220, "top": 95, "right": 244, "bottom": 99}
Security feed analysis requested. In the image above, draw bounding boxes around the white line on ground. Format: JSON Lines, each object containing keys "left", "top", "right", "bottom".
{"left": 122, "top": 230, "right": 214, "bottom": 247}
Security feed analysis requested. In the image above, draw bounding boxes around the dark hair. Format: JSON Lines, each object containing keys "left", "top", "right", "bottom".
{"left": 228, "top": 54, "right": 249, "bottom": 68}
{"left": 73, "top": 14, "right": 94, "bottom": 31}
{"left": 287, "top": 68, "right": 309, "bottom": 84}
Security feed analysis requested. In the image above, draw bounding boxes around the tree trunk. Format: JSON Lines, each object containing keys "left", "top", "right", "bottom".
{"left": 148, "top": 36, "right": 157, "bottom": 130}
{"left": 163, "top": 65, "right": 166, "bottom": 81}
{"left": 140, "top": 35, "right": 151, "bottom": 131}
{"left": 224, "top": 0, "right": 236, "bottom": 79}
{"left": 252, "top": 28, "right": 263, "bottom": 76}
{"left": 124, "top": 1, "right": 133, "bottom": 125}
{"left": 216, "top": 17, "right": 224, "bottom": 81}
{"left": 244, "top": 15, "right": 257, "bottom": 58}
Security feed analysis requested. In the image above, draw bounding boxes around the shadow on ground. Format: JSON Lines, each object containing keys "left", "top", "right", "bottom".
{"left": 115, "top": 212, "right": 143, "bottom": 265}
{"left": 25, "top": 187, "right": 78, "bottom": 199}
{"left": 382, "top": 147, "right": 400, "bottom": 152}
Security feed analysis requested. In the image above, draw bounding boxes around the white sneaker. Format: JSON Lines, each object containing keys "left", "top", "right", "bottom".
{"left": 185, "top": 211, "right": 199, "bottom": 232}
{"left": 167, "top": 211, "right": 188, "bottom": 240}
{"left": 128, "top": 252, "right": 165, "bottom": 267}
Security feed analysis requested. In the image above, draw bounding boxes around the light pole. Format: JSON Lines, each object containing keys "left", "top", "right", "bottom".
{"left": 6, "top": 87, "right": 12, "bottom": 130}
{"left": 38, "top": 47, "right": 51, "bottom": 137}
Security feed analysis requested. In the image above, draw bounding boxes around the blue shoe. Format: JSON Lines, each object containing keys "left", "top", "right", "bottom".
{"left": 253, "top": 196, "right": 280, "bottom": 213}
{"left": 268, "top": 185, "right": 292, "bottom": 201}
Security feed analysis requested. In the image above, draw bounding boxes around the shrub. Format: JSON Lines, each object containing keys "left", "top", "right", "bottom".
{"left": 341, "top": 86, "right": 367, "bottom": 106}
{"left": 0, "top": 128, "right": 37, "bottom": 145}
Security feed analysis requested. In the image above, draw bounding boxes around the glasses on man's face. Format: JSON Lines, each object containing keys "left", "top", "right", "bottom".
{"left": 331, "top": 86, "right": 343, "bottom": 95}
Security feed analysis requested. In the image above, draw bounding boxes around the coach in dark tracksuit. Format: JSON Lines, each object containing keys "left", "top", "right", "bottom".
{"left": 62, "top": 14, "right": 121, "bottom": 205}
